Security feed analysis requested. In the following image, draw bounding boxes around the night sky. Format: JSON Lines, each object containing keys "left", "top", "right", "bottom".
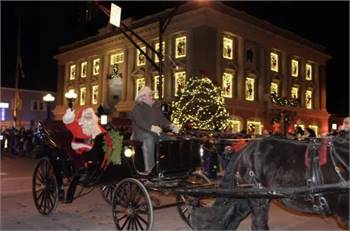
{"left": 1, "top": 1, "right": 349, "bottom": 114}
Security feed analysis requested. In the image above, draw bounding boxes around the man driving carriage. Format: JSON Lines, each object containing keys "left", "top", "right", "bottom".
{"left": 131, "top": 86, "right": 180, "bottom": 174}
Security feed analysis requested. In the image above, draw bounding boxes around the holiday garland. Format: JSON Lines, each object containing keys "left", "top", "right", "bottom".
{"left": 270, "top": 93, "right": 299, "bottom": 107}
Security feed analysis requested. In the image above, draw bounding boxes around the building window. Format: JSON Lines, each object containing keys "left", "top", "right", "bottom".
{"left": 306, "top": 63, "right": 312, "bottom": 80}
{"left": 246, "top": 48, "right": 254, "bottom": 64}
{"left": 174, "top": 71, "right": 186, "bottom": 96}
{"left": 222, "top": 72, "right": 233, "bottom": 98}
{"left": 153, "top": 75, "right": 164, "bottom": 99}
{"left": 270, "top": 82, "right": 279, "bottom": 96}
{"left": 223, "top": 36, "right": 233, "bottom": 60}
{"left": 92, "top": 85, "right": 99, "bottom": 104}
{"left": 270, "top": 52, "right": 279, "bottom": 72}
{"left": 69, "top": 64, "right": 76, "bottom": 80}
{"left": 247, "top": 120, "right": 262, "bottom": 135}
{"left": 291, "top": 86, "right": 299, "bottom": 99}
{"left": 305, "top": 89, "right": 313, "bottom": 109}
{"left": 31, "top": 100, "right": 45, "bottom": 111}
{"left": 136, "top": 78, "right": 145, "bottom": 96}
{"left": 291, "top": 59, "right": 299, "bottom": 77}
{"left": 80, "top": 87, "right": 86, "bottom": 105}
{"left": 228, "top": 119, "right": 241, "bottom": 133}
{"left": 136, "top": 46, "right": 146, "bottom": 66}
{"left": 81, "top": 62, "right": 87, "bottom": 78}
{"left": 175, "top": 36, "right": 186, "bottom": 58}
{"left": 154, "top": 42, "right": 165, "bottom": 63}
{"left": 110, "top": 52, "right": 124, "bottom": 64}
{"left": 245, "top": 77, "right": 255, "bottom": 101}
{"left": 308, "top": 125, "right": 318, "bottom": 136}
{"left": 93, "top": 58, "right": 100, "bottom": 75}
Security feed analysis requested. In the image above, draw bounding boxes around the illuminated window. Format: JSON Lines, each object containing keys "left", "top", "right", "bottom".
{"left": 136, "top": 78, "right": 145, "bottom": 95}
{"left": 222, "top": 72, "right": 233, "bottom": 98}
{"left": 80, "top": 87, "right": 86, "bottom": 105}
{"left": 154, "top": 42, "right": 165, "bottom": 63}
{"left": 223, "top": 36, "right": 233, "bottom": 60}
{"left": 93, "top": 58, "right": 100, "bottom": 75}
{"left": 153, "top": 75, "right": 164, "bottom": 99}
{"left": 175, "top": 36, "right": 186, "bottom": 58}
{"left": 69, "top": 64, "right": 76, "bottom": 80}
{"left": 305, "top": 89, "right": 313, "bottom": 109}
{"left": 308, "top": 125, "right": 319, "bottom": 136}
{"left": 228, "top": 119, "right": 241, "bottom": 133}
{"left": 270, "top": 52, "right": 279, "bottom": 72}
{"left": 91, "top": 85, "right": 99, "bottom": 104}
{"left": 81, "top": 62, "right": 87, "bottom": 78}
{"left": 306, "top": 64, "right": 312, "bottom": 80}
{"left": 110, "top": 52, "right": 124, "bottom": 65}
{"left": 136, "top": 46, "right": 146, "bottom": 66}
{"left": 247, "top": 120, "right": 262, "bottom": 135}
{"left": 291, "top": 86, "right": 299, "bottom": 99}
{"left": 270, "top": 82, "right": 279, "bottom": 96}
{"left": 174, "top": 71, "right": 186, "bottom": 96}
{"left": 245, "top": 77, "right": 255, "bottom": 101}
{"left": 291, "top": 59, "right": 299, "bottom": 77}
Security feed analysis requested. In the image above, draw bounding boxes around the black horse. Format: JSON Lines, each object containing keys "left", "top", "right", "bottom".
{"left": 191, "top": 132, "right": 349, "bottom": 230}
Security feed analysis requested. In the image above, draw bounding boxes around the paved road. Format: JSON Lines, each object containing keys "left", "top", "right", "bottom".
{"left": 1, "top": 155, "right": 343, "bottom": 230}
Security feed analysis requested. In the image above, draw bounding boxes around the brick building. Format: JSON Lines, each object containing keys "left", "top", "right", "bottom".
{"left": 53, "top": 2, "right": 329, "bottom": 135}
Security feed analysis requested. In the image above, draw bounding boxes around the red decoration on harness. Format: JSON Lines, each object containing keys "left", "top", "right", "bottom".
{"left": 304, "top": 138, "right": 328, "bottom": 167}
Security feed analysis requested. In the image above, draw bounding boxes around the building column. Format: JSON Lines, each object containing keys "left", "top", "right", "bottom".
{"left": 237, "top": 37, "right": 245, "bottom": 100}
{"left": 319, "top": 65, "right": 327, "bottom": 110}
{"left": 101, "top": 52, "right": 110, "bottom": 105}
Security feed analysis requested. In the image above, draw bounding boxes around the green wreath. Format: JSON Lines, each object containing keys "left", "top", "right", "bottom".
{"left": 103, "top": 130, "right": 124, "bottom": 165}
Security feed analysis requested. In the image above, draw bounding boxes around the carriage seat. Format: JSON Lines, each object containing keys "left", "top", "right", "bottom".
{"left": 42, "top": 120, "right": 83, "bottom": 169}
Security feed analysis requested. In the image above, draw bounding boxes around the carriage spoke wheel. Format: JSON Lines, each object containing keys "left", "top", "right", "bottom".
{"left": 32, "top": 158, "right": 58, "bottom": 215}
{"left": 112, "top": 178, "right": 153, "bottom": 231}
{"left": 100, "top": 183, "right": 117, "bottom": 205}
{"left": 176, "top": 171, "right": 214, "bottom": 228}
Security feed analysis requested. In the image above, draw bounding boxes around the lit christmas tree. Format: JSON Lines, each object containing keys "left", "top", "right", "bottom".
{"left": 171, "top": 76, "right": 230, "bottom": 131}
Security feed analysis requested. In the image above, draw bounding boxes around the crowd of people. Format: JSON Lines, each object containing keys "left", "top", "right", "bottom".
{"left": 0, "top": 120, "right": 43, "bottom": 157}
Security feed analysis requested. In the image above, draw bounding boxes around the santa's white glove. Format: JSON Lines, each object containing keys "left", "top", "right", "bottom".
{"left": 170, "top": 124, "right": 180, "bottom": 134}
{"left": 151, "top": 125, "right": 162, "bottom": 136}
{"left": 62, "top": 108, "right": 75, "bottom": 124}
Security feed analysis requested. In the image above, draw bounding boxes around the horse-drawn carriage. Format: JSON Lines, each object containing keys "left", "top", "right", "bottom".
{"left": 32, "top": 120, "right": 213, "bottom": 230}
{"left": 32, "top": 119, "right": 349, "bottom": 230}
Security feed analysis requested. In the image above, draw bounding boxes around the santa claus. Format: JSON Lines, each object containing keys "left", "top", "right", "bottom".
{"left": 63, "top": 106, "right": 112, "bottom": 170}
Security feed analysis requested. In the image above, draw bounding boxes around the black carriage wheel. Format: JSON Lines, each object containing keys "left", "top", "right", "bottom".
{"left": 32, "top": 158, "right": 58, "bottom": 215}
{"left": 176, "top": 171, "right": 214, "bottom": 229}
{"left": 112, "top": 178, "right": 153, "bottom": 231}
{"left": 100, "top": 183, "right": 117, "bottom": 205}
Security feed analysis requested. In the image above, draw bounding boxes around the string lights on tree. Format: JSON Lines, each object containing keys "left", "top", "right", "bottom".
{"left": 171, "top": 76, "right": 230, "bottom": 131}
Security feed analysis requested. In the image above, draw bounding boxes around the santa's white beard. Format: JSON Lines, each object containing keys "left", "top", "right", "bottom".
{"left": 79, "top": 116, "right": 101, "bottom": 138}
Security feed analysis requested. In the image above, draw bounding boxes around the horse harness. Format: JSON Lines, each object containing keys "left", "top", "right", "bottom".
{"left": 305, "top": 136, "right": 349, "bottom": 216}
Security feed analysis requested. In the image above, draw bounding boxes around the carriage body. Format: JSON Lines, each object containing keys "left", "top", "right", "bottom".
{"left": 32, "top": 120, "right": 211, "bottom": 230}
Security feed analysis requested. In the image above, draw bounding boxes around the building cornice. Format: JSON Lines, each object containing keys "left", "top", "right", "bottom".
{"left": 55, "top": 2, "right": 329, "bottom": 60}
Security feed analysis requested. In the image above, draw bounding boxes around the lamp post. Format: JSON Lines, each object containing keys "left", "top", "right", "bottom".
{"left": 64, "top": 89, "right": 77, "bottom": 109}
{"left": 43, "top": 93, "right": 55, "bottom": 121}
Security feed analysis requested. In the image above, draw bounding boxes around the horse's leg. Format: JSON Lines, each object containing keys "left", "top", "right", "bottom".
{"left": 335, "top": 194, "right": 349, "bottom": 229}
{"left": 248, "top": 199, "right": 270, "bottom": 230}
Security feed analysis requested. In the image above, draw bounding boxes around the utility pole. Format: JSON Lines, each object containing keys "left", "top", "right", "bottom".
{"left": 13, "top": 15, "right": 23, "bottom": 125}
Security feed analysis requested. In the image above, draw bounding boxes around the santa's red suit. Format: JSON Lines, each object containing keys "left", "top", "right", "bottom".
{"left": 63, "top": 107, "right": 112, "bottom": 168}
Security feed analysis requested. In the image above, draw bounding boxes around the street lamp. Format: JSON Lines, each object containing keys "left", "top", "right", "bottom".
{"left": 43, "top": 93, "right": 55, "bottom": 120}
{"left": 64, "top": 89, "right": 77, "bottom": 109}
